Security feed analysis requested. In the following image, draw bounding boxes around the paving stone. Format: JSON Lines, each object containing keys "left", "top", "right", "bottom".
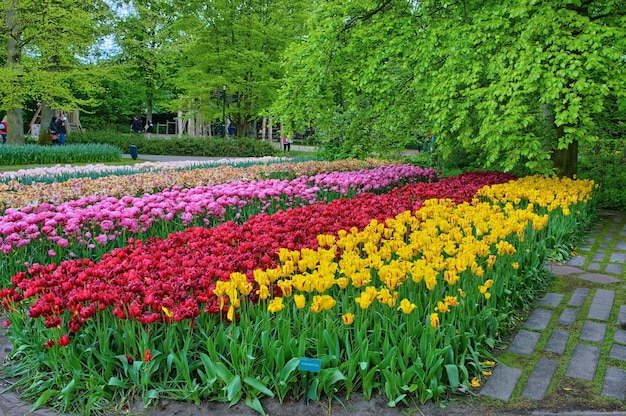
{"left": 610, "top": 252, "right": 626, "bottom": 263}
{"left": 558, "top": 308, "right": 579, "bottom": 327}
{"left": 579, "top": 321, "right": 607, "bottom": 343}
{"left": 538, "top": 293, "right": 564, "bottom": 308}
{"left": 567, "top": 288, "right": 590, "bottom": 307}
{"left": 609, "top": 344, "right": 626, "bottom": 362}
{"left": 615, "top": 329, "right": 626, "bottom": 345}
{"left": 587, "top": 289, "right": 616, "bottom": 321}
{"left": 546, "top": 264, "right": 584, "bottom": 276}
{"left": 586, "top": 263, "right": 601, "bottom": 271}
{"left": 577, "top": 273, "right": 621, "bottom": 284}
{"left": 480, "top": 364, "right": 522, "bottom": 402}
{"left": 545, "top": 329, "right": 570, "bottom": 355}
{"left": 566, "top": 256, "right": 585, "bottom": 267}
{"left": 605, "top": 264, "right": 624, "bottom": 274}
{"left": 524, "top": 308, "right": 554, "bottom": 330}
{"left": 618, "top": 305, "right": 626, "bottom": 326}
{"left": 565, "top": 344, "right": 600, "bottom": 381}
{"left": 601, "top": 367, "right": 626, "bottom": 401}
{"left": 508, "top": 330, "right": 541, "bottom": 355}
{"left": 592, "top": 253, "right": 605, "bottom": 262}
{"left": 599, "top": 243, "right": 610, "bottom": 249}
{"left": 521, "top": 359, "right": 558, "bottom": 400}
{"left": 615, "top": 241, "right": 626, "bottom": 251}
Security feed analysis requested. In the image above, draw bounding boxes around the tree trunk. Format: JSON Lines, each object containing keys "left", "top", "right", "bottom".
{"left": 261, "top": 117, "right": 267, "bottom": 141}
{"left": 5, "top": 2, "right": 24, "bottom": 145}
{"left": 177, "top": 110, "right": 183, "bottom": 138}
{"left": 39, "top": 104, "right": 55, "bottom": 141}
{"left": 268, "top": 117, "right": 273, "bottom": 143}
{"left": 552, "top": 124, "right": 578, "bottom": 178}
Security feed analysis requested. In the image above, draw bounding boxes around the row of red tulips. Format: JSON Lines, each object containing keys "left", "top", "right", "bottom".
{"left": 2, "top": 171, "right": 517, "bottom": 339}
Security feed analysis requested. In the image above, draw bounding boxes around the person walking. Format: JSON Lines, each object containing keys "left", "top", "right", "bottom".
{"left": 131, "top": 116, "right": 144, "bottom": 134}
{"left": 282, "top": 135, "right": 291, "bottom": 152}
{"left": 49, "top": 117, "right": 59, "bottom": 144}
{"left": 0, "top": 116, "right": 7, "bottom": 145}
{"left": 56, "top": 113, "right": 67, "bottom": 145}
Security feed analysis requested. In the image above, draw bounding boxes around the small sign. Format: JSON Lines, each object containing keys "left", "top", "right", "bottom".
{"left": 299, "top": 357, "right": 321, "bottom": 373}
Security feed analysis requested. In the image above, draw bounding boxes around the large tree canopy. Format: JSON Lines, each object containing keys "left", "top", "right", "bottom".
{"left": 278, "top": 0, "right": 626, "bottom": 174}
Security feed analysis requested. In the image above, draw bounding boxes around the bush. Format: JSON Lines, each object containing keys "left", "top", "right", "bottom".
{"left": 69, "top": 131, "right": 279, "bottom": 158}
{"left": 578, "top": 153, "right": 626, "bottom": 211}
{"left": 0, "top": 144, "right": 122, "bottom": 166}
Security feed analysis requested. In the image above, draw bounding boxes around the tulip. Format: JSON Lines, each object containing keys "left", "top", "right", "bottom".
{"left": 341, "top": 313, "right": 355, "bottom": 325}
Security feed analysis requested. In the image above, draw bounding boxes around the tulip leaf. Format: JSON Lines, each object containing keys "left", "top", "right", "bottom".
{"left": 243, "top": 376, "right": 274, "bottom": 397}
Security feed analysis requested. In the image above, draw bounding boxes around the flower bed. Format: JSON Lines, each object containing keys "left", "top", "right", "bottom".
{"left": 0, "top": 159, "right": 394, "bottom": 210}
{"left": 0, "top": 164, "right": 435, "bottom": 286}
{"left": 0, "top": 165, "right": 595, "bottom": 415}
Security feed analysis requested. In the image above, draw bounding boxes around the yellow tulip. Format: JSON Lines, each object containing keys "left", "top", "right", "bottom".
{"left": 294, "top": 294, "right": 306, "bottom": 309}
{"left": 470, "top": 377, "right": 481, "bottom": 387}
{"left": 430, "top": 312, "right": 440, "bottom": 328}
{"left": 444, "top": 296, "right": 459, "bottom": 307}
{"left": 398, "top": 299, "right": 417, "bottom": 314}
{"left": 268, "top": 297, "right": 285, "bottom": 314}
{"left": 342, "top": 313, "right": 355, "bottom": 325}
{"left": 162, "top": 306, "right": 174, "bottom": 318}
{"left": 355, "top": 286, "right": 378, "bottom": 309}
{"left": 256, "top": 285, "right": 270, "bottom": 300}
{"left": 435, "top": 301, "right": 449, "bottom": 313}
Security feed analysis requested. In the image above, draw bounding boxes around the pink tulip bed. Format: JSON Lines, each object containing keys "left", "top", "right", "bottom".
{"left": 0, "top": 159, "right": 596, "bottom": 415}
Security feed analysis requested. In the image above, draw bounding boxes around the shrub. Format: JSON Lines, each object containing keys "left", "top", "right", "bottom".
{"left": 0, "top": 144, "right": 122, "bottom": 166}
{"left": 69, "top": 131, "right": 279, "bottom": 158}
{"left": 578, "top": 153, "right": 626, "bottom": 211}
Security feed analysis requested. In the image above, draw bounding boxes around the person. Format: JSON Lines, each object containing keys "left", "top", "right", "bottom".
{"left": 0, "top": 116, "right": 7, "bottom": 144}
{"left": 131, "top": 116, "right": 144, "bottom": 134}
{"left": 282, "top": 135, "right": 291, "bottom": 152}
{"left": 49, "top": 116, "right": 58, "bottom": 144}
{"left": 146, "top": 121, "right": 154, "bottom": 133}
{"left": 56, "top": 113, "right": 67, "bottom": 145}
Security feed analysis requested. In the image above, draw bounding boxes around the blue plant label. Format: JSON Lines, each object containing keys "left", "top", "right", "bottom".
{"left": 299, "top": 357, "right": 321, "bottom": 373}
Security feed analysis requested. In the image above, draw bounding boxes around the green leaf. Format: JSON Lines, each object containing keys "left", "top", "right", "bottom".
{"left": 107, "top": 376, "right": 129, "bottom": 389}
{"left": 226, "top": 374, "right": 242, "bottom": 402}
{"left": 243, "top": 376, "right": 275, "bottom": 398}
{"left": 30, "top": 390, "right": 56, "bottom": 412}
{"left": 245, "top": 396, "right": 266, "bottom": 416}
{"left": 444, "top": 364, "right": 460, "bottom": 390}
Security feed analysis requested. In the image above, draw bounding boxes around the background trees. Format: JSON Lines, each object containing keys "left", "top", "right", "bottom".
{"left": 2, "top": 0, "right": 624, "bottom": 176}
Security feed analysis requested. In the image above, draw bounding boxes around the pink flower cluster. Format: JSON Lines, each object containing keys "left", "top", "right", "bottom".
{"left": 0, "top": 165, "right": 435, "bottom": 256}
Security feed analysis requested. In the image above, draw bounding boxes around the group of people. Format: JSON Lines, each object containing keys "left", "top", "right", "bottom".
{"left": 131, "top": 116, "right": 154, "bottom": 134}
{"left": 48, "top": 114, "right": 67, "bottom": 145}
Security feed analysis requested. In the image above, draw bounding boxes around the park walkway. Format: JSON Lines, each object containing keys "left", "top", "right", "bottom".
{"left": 480, "top": 209, "right": 626, "bottom": 410}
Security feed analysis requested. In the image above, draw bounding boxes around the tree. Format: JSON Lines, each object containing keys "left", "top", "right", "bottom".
{"left": 172, "top": 0, "right": 312, "bottom": 137}
{"left": 412, "top": 0, "right": 626, "bottom": 177}
{"left": 113, "top": 0, "right": 182, "bottom": 125}
{"left": 0, "top": 0, "right": 111, "bottom": 144}
{"left": 278, "top": 0, "right": 626, "bottom": 175}
{"left": 276, "top": 0, "right": 417, "bottom": 159}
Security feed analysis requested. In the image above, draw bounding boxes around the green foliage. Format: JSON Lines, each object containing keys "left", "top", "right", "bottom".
{"left": 578, "top": 153, "right": 626, "bottom": 212}
{"left": 278, "top": 0, "right": 626, "bottom": 174}
{"left": 0, "top": 144, "right": 121, "bottom": 166}
{"left": 69, "top": 130, "right": 279, "bottom": 158}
